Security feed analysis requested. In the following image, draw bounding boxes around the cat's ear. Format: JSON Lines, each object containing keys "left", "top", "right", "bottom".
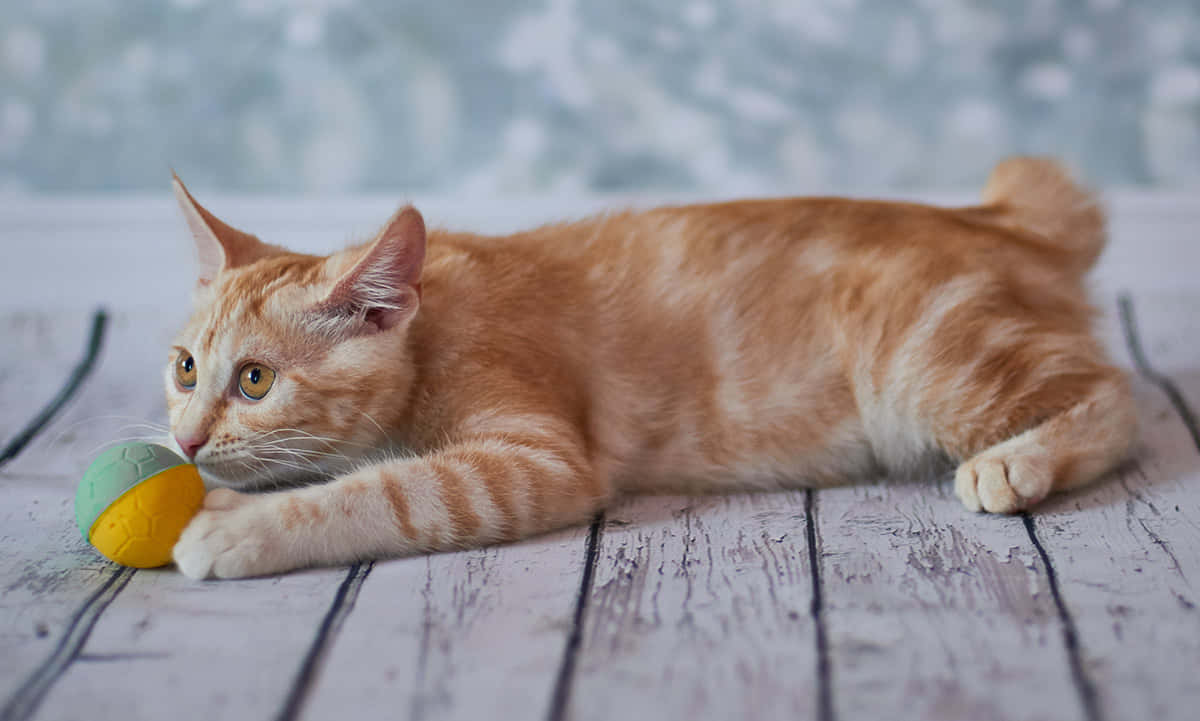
{"left": 172, "top": 173, "right": 277, "bottom": 285}
{"left": 318, "top": 205, "right": 426, "bottom": 333}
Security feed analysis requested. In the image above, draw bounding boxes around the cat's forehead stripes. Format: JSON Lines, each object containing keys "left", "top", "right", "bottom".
{"left": 217, "top": 255, "right": 326, "bottom": 317}
{"left": 197, "top": 255, "right": 329, "bottom": 352}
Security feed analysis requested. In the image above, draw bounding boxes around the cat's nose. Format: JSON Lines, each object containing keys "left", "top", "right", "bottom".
{"left": 175, "top": 433, "right": 208, "bottom": 460}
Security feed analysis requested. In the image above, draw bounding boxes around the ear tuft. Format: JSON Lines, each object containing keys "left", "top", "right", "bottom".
{"left": 172, "top": 173, "right": 278, "bottom": 285}
{"left": 314, "top": 205, "right": 427, "bottom": 335}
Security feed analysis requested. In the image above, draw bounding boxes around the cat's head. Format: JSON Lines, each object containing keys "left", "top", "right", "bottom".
{"left": 165, "top": 176, "right": 425, "bottom": 490}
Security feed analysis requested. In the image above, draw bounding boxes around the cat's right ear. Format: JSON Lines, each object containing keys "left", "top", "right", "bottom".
{"left": 172, "top": 173, "right": 276, "bottom": 286}
{"left": 314, "top": 205, "right": 427, "bottom": 335}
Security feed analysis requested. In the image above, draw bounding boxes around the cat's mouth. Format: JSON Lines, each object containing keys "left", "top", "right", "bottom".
{"left": 163, "top": 432, "right": 360, "bottom": 491}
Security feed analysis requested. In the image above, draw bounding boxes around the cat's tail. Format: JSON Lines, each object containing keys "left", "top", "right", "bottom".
{"left": 978, "top": 156, "right": 1107, "bottom": 274}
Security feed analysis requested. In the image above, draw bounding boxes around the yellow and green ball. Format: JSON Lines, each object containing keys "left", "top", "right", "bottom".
{"left": 75, "top": 442, "right": 206, "bottom": 568}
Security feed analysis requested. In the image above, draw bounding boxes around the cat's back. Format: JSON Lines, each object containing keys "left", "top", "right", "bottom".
{"left": 489, "top": 196, "right": 1068, "bottom": 279}
{"left": 416, "top": 195, "right": 1081, "bottom": 344}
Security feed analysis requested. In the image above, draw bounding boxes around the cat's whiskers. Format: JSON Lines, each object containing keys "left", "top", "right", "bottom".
{"left": 240, "top": 436, "right": 356, "bottom": 475}
{"left": 357, "top": 410, "right": 389, "bottom": 441}
{"left": 243, "top": 427, "right": 374, "bottom": 455}
{"left": 254, "top": 455, "right": 320, "bottom": 474}
{"left": 39, "top": 415, "right": 170, "bottom": 455}
{"left": 254, "top": 446, "right": 326, "bottom": 471}
{"left": 204, "top": 450, "right": 315, "bottom": 486}
{"left": 249, "top": 428, "right": 376, "bottom": 452}
{"left": 84, "top": 433, "right": 175, "bottom": 458}
{"left": 251, "top": 439, "right": 346, "bottom": 459}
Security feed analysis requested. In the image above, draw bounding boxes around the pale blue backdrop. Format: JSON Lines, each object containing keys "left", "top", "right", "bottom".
{"left": 2, "top": 0, "right": 1199, "bottom": 193}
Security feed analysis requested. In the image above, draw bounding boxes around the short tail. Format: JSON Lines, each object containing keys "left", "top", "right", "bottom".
{"left": 978, "top": 156, "right": 1107, "bottom": 274}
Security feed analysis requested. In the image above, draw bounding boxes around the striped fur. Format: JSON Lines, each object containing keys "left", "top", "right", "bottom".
{"left": 168, "top": 157, "right": 1136, "bottom": 579}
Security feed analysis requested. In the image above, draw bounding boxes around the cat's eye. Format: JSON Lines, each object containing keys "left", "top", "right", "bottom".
{"left": 174, "top": 351, "right": 197, "bottom": 389}
{"left": 238, "top": 363, "right": 276, "bottom": 400}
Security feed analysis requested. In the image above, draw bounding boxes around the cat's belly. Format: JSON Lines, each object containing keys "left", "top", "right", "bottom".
{"left": 647, "top": 416, "right": 878, "bottom": 493}
{"left": 601, "top": 381, "right": 880, "bottom": 494}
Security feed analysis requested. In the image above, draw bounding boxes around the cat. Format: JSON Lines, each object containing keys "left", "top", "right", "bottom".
{"left": 166, "top": 157, "right": 1136, "bottom": 579}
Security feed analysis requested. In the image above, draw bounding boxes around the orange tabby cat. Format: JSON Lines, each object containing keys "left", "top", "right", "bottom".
{"left": 167, "top": 157, "right": 1136, "bottom": 579}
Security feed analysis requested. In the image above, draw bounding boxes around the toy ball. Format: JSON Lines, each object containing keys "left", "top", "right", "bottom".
{"left": 75, "top": 442, "right": 206, "bottom": 568}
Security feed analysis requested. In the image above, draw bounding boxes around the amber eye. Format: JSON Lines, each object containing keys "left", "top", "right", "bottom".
{"left": 238, "top": 363, "right": 276, "bottom": 400}
{"left": 175, "top": 351, "right": 197, "bottom": 389}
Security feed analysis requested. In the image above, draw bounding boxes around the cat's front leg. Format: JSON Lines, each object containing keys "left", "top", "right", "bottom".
{"left": 173, "top": 428, "right": 607, "bottom": 579}
{"left": 172, "top": 487, "right": 294, "bottom": 579}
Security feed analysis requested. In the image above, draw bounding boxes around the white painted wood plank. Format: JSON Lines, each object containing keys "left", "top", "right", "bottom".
{"left": 0, "top": 480, "right": 121, "bottom": 705}
{"left": 818, "top": 481, "right": 1079, "bottom": 721}
{"left": 1092, "top": 200, "right": 1200, "bottom": 295}
{"left": 300, "top": 526, "right": 590, "bottom": 721}
{"left": 1024, "top": 294, "right": 1200, "bottom": 721}
{"left": 32, "top": 565, "right": 349, "bottom": 721}
{"left": 1124, "top": 290, "right": 1200, "bottom": 377}
{"left": 0, "top": 311, "right": 352, "bottom": 721}
{"left": 2, "top": 312, "right": 183, "bottom": 480}
{"left": 570, "top": 493, "right": 818, "bottom": 721}
{"left": 0, "top": 312, "right": 118, "bottom": 705}
{"left": 0, "top": 310, "right": 168, "bottom": 711}
{"left": 0, "top": 312, "right": 92, "bottom": 448}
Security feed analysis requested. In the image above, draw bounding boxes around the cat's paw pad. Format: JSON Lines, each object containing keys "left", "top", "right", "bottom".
{"left": 173, "top": 490, "right": 286, "bottom": 579}
{"left": 954, "top": 450, "right": 1051, "bottom": 514}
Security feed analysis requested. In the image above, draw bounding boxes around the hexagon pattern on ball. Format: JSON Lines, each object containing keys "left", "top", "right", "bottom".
{"left": 76, "top": 442, "right": 206, "bottom": 568}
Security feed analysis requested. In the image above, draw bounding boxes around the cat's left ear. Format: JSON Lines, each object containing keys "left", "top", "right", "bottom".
{"left": 172, "top": 172, "right": 279, "bottom": 285}
{"left": 317, "top": 205, "right": 426, "bottom": 334}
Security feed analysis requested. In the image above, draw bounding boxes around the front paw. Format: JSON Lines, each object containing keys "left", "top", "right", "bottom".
{"left": 173, "top": 488, "right": 290, "bottom": 579}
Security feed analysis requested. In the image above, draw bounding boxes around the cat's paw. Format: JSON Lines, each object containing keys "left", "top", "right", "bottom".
{"left": 954, "top": 446, "right": 1052, "bottom": 513}
{"left": 173, "top": 488, "right": 291, "bottom": 579}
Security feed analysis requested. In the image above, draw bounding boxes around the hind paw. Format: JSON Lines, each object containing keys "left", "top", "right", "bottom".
{"left": 954, "top": 446, "right": 1052, "bottom": 514}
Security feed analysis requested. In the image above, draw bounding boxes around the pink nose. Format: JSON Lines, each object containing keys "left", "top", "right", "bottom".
{"left": 176, "top": 434, "right": 208, "bottom": 460}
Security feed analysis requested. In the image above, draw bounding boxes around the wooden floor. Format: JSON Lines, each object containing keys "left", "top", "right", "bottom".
{"left": 1, "top": 195, "right": 1198, "bottom": 721}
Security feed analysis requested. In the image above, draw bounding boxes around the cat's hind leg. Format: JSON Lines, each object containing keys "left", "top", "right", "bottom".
{"left": 951, "top": 365, "right": 1136, "bottom": 513}
{"left": 855, "top": 276, "right": 1138, "bottom": 513}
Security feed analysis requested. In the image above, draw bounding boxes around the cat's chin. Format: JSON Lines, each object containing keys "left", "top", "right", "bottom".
{"left": 195, "top": 460, "right": 327, "bottom": 493}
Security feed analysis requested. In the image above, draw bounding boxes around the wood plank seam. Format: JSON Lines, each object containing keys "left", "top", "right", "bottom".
{"left": 0, "top": 566, "right": 135, "bottom": 721}
{"left": 804, "top": 489, "right": 834, "bottom": 721}
{"left": 1115, "top": 292, "right": 1200, "bottom": 681}
{"left": 1118, "top": 294, "right": 1200, "bottom": 452}
{"left": 0, "top": 309, "right": 107, "bottom": 467}
{"left": 1006, "top": 292, "right": 1199, "bottom": 721}
{"left": 274, "top": 562, "right": 374, "bottom": 721}
{"left": 409, "top": 560, "right": 435, "bottom": 721}
{"left": 547, "top": 514, "right": 605, "bottom": 721}
{"left": 1020, "top": 514, "right": 1104, "bottom": 721}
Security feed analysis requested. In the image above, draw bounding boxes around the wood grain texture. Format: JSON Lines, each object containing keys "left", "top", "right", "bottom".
{"left": 2, "top": 312, "right": 183, "bottom": 481}
{"left": 298, "top": 525, "right": 592, "bottom": 721}
{"left": 32, "top": 564, "right": 350, "bottom": 721}
{"left": 3, "top": 194, "right": 1200, "bottom": 721}
{"left": 0, "top": 312, "right": 92, "bottom": 452}
{"left": 0, "top": 311, "right": 354, "bottom": 721}
{"left": 0, "top": 481, "right": 128, "bottom": 712}
{"left": 0, "top": 312, "right": 119, "bottom": 715}
{"left": 817, "top": 479, "right": 1081, "bottom": 721}
{"left": 570, "top": 493, "right": 819, "bottom": 721}
{"left": 1018, "top": 294, "right": 1200, "bottom": 721}
{"left": 2, "top": 310, "right": 171, "bottom": 712}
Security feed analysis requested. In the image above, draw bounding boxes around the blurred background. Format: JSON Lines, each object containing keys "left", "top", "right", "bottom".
{"left": 3, "top": 0, "right": 1200, "bottom": 196}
